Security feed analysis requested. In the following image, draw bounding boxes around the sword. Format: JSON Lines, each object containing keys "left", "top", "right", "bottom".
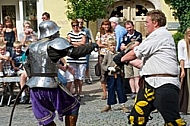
{"left": 9, "top": 84, "right": 29, "bottom": 126}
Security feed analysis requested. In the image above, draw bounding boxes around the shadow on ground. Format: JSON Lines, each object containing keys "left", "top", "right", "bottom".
{"left": 82, "top": 88, "right": 102, "bottom": 95}
{"left": 80, "top": 94, "right": 101, "bottom": 105}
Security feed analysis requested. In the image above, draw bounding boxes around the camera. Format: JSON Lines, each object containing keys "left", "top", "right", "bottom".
{"left": 25, "top": 28, "right": 32, "bottom": 34}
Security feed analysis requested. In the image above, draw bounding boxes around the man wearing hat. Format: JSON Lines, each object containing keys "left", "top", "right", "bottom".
{"left": 109, "top": 17, "right": 127, "bottom": 52}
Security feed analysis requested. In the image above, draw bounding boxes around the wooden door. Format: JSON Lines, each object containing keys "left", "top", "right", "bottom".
{"left": 130, "top": 0, "right": 155, "bottom": 38}
{"left": 135, "top": 21, "right": 146, "bottom": 38}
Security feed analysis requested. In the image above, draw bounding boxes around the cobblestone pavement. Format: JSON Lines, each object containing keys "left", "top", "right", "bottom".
{"left": 0, "top": 81, "right": 190, "bottom": 126}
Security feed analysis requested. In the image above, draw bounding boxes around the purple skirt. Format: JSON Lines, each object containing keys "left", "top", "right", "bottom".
{"left": 30, "top": 86, "right": 80, "bottom": 125}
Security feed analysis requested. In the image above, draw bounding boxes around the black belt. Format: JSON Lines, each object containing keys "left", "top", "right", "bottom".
{"left": 144, "top": 74, "right": 178, "bottom": 78}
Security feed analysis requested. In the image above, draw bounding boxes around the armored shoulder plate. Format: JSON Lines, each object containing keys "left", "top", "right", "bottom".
{"left": 47, "top": 37, "right": 73, "bottom": 50}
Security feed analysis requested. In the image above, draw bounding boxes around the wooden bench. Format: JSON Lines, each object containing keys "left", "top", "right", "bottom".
{"left": 0, "top": 76, "right": 20, "bottom": 106}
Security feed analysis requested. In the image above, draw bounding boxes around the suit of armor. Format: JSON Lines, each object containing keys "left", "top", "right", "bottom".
{"left": 22, "top": 20, "right": 98, "bottom": 126}
{"left": 25, "top": 38, "right": 67, "bottom": 88}
{"left": 9, "top": 20, "right": 98, "bottom": 126}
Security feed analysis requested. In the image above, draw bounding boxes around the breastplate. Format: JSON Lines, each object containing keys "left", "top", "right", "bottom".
{"left": 28, "top": 40, "right": 58, "bottom": 76}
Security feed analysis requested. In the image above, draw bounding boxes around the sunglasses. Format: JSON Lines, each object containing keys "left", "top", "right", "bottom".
{"left": 72, "top": 24, "right": 79, "bottom": 27}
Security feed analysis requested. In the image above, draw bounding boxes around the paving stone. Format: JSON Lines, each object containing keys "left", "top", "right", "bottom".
{"left": 0, "top": 81, "right": 189, "bottom": 126}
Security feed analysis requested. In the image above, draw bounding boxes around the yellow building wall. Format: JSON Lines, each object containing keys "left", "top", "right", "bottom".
{"left": 89, "top": 22, "right": 97, "bottom": 41}
{"left": 89, "top": 0, "right": 180, "bottom": 38}
{"left": 43, "top": 0, "right": 98, "bottom": 40}
{"left": 43, "top": 0, "right": 72, "bottom": 38}
{"left": 161, "top": 2, "right": 175, "bottom": 21}
{"left": 161, "top": 0, "right": 179, "bottom": 34}
{"left": 42, "top": 0, "right": 178, "bottom": 38}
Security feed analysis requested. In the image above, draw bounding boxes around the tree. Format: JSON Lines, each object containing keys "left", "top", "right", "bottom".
{"left": 165, "top": 0, "right": 190, "bottom": 33}
{"left": 64, "top": 0, "right": 114, "bottom": 27}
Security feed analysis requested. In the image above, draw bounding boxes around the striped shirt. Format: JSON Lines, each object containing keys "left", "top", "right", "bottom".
{"left": 67, "top": 31, "right": 87, "bottom": 64}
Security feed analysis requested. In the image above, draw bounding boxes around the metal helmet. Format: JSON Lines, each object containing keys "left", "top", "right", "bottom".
{"left": 39, "top": 20, "right": 60, "bottom": 39}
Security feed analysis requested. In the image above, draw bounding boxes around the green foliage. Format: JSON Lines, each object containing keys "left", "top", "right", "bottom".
{"left": 64, "top": 0, "right": 113, "bottom": 27}
{"left": 172, "top": 32, "right": 184, "bottom": 45}
{"left": 164, "top": 0, "right": 190, "bottom": 32}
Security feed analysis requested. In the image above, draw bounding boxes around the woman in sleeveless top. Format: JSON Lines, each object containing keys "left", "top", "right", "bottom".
{"left": 2, "top": 16, "right": 17, "bottom": 56}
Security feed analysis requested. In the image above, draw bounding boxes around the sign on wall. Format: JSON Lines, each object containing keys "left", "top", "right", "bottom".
{"left": 167, "top": 22, "right": 180, "bottom": 30}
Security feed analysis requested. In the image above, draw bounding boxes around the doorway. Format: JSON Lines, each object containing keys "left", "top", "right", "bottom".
{"left": 109, "top": 0, "right": 155, "bottom": 38}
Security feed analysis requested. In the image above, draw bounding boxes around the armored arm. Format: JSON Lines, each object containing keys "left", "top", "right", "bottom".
{"left": 68, "top": 43, "right": 98, "bottom": 59}
{"left": 47, "top": 46, "right": 70, "bottom": 63}
{"left": 47, "top": 41, "right": 98, "bottom": 63}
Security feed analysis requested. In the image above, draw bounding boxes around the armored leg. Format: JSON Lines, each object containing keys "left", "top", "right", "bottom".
{"left": 65, "top": 115, "right": 78, "bottom": 126}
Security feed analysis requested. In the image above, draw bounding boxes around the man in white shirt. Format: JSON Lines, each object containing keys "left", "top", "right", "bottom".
{"left": 115, "top": 10, "right": 186, "bottom": 126}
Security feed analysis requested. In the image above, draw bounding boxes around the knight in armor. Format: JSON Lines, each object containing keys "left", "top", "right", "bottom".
{"left": 22, "top": 20, "right": 98, "bottom": 126}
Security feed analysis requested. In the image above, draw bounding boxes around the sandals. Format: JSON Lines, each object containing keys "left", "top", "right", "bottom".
{"left": 101, "top": 95, "right": 107, "bottom": 100}
{"left": 101, "top": 105, "right": 111, "bottom": 113}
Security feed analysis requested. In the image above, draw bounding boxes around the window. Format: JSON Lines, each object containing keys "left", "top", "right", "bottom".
{"left": 136, "top": 5, "right": 148, "bottom": 16}
{"left": 23, "top": 0, "right": 37, "bottom": 32}
{"left": 110, "top": 6, "right": 123, "bottom": 17}
{"left": 2, "top": 5, "right": 16, "bottom": 26}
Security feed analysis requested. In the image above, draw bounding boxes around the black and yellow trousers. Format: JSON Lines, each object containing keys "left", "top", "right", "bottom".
{"left": 128, "top": 79, "right": 186, "bottom": 126}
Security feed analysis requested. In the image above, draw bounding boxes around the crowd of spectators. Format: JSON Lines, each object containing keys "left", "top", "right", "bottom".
{"left": 0, "top": 13, "right": 141, "bottom": 107}
{"left": 1, "top": 11, "right": 188, "bottom": 119}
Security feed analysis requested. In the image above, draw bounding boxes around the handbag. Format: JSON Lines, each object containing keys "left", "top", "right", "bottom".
{"left": 95, "top": 50, "right": 101, "bottom": 76}
{"left": 95, "top": 32, "right": 102, "bottom": 76}
{"left": 95, "top": 62, "right": 101, "bottom": 76}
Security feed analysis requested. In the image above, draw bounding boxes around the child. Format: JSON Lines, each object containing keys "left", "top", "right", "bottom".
{"left": 11, "top": 41, "right": 27, "bottom": 103}
{"left": 2, "top": 16, "right": 18, "bottom": 57}
{"left": 22, "top": 40, "right": 32, "bottom": 52}
{"left": 101, "top": 38, "right": 129, "bottom": 113}
{"left": 0, "top": 43, "right": 13, "bottom": 77}
{"left": 11, "top": 41, "right": 25, "bottom": 72}
{"left": 58, "top": 57, "right": 75, "bottom": 94}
